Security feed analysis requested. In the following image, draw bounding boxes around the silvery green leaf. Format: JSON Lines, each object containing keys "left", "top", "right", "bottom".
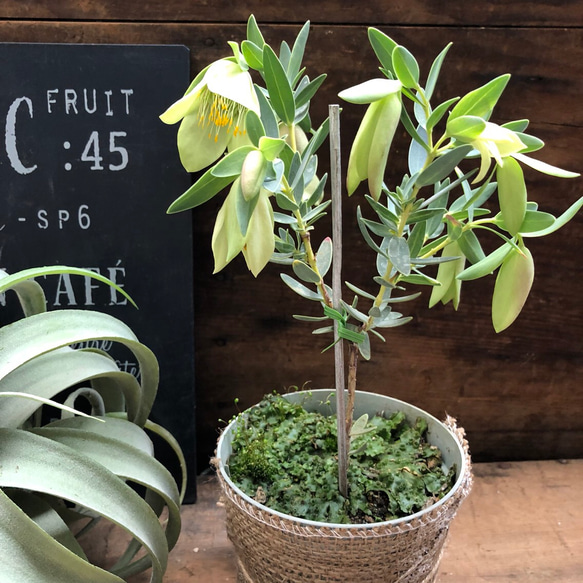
{"left": 312, "top": 326, "right": 334, "bottom": 335}
{"left": 385, "top": 291, "right": 421, "bottom": 303}
{"left": 341, "top": 300, "right": 369, "bottom": 324}
{"left": 288, "top": 21, "right": 310, "bottom": 83}
{"left": 345, "top": 281, "right": 376, "bottom": 300}
{"left": 255, "top": 86, "right": 279, "bottom": 139}
{"left": 406, "top": 207, "right": 446, "bottom": 224}
{"left": 416, "top": 145, "right": 473, "bottom": 187}
{"left": 373, "top": 276, "right": 394, "bottom": 288}
{"left": 316, "top": 237, "right": 333, "bottom": 277}
{"left": 294, "top": 73, "right": 327, "bottom": 108}
{"left": 368, "top": 306, "right": 382, "bottom": 318}
{"left": 409, "top": 125, "right": 428, "bottom": 175}
{"left": 388, "top": 236, "right": 411, "bottom": 276}
{"left": 273, "top": 212, "right": 297, "bottom": 225}
{"left": 410, "top": 256, "right": 459, "bottom": 266}
{"left": 356, "top": 207, "right": 385, "bottom": 259}
{"left": 374, "top": 314, "right": 413, "bottom": 328}
{"left": 302, "top": 199, "right": 331, "bottom": 223}
{"left": 361, "top": 218, "right": 395, "bottom": 238}
{"left": 280, "top": 273, "right": 321, "bottom": 300}
{"left": 350, "top": 413, "right": 375, "bottom": 437}
{"left": 304, "top": 173, "right": 328, "bottom": 207}
{"left": 275, "top": 191, "right": 299, "bottom": 212}
{"left": 293, "top": 314, "right": 328, "bottom": 322}
{"left": 270, "top": 253, "right": 294, "bottom": 265}
{"left": 292, "top": 260, "right": 321, "bottom": 284}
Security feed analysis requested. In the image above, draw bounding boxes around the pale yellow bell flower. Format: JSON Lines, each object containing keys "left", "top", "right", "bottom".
{"left": 211, "top": 179, "right": 274, "bottom": 277}
{"left": 339, "top": 79, "right": 403, "bottom": 200}
{"left": 160, "top": 58, "right": 260, "bottom": 172}
{"left": 469, "top": 122, "right": 526, "bottom": 182}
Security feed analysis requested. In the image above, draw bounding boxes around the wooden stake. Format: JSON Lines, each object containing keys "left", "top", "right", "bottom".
{"left": 328, "top": 104, "right": 348, "bottom": 498}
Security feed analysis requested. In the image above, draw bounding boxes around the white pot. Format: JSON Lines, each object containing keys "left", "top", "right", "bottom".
{"left": 216, "top": 389, "right": 472, "bottom": 583}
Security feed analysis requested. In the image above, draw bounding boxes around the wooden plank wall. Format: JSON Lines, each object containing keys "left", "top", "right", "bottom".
{"left": 1, "top": 2, "right": 581, "bottom": 471}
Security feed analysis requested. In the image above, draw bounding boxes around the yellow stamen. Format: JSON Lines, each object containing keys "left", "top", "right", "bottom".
{"left": 197, "top": 87, "right": 247, "bottom": 143}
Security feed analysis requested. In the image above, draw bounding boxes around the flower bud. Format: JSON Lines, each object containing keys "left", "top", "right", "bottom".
{"left": 240, "top": 149, "right": 267, "bottom": 201}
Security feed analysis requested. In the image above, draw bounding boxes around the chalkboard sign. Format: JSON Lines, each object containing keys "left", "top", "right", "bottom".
{"left": 0, "top": 43, "right": 196, "bottom": 500}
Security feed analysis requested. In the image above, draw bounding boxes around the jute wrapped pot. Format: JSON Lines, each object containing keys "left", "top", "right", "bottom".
{"left": 215, "top": 390, "right": 473, "bottom": 583}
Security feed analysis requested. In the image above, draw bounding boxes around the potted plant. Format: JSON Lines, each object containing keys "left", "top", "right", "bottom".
{"left": 0, "top": 266, "right": 186, "bottom": 583}
{"left": 160, "top": 16, "right": 581, "bottom": 582}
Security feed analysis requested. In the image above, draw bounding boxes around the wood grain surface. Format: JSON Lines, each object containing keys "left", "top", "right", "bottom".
{"left": 82, "top": 460, "right": 583, "bottom": 582}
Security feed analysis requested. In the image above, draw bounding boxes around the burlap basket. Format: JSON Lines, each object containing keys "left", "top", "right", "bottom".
{"left": 215, "top": 390, "right": 473, "bottom": 583}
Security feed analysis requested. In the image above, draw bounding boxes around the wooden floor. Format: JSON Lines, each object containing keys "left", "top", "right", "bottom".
{"left": 87, "top": 459, "right": 583, "bottom": 582}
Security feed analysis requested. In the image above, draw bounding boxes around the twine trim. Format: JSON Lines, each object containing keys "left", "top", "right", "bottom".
{"left": 217, "top": 415, "right": 473, "bottom": 583}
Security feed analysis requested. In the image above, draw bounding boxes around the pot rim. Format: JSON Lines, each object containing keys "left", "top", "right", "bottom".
{"left": 216, "top": 389, "right": 469, "bottom": 530}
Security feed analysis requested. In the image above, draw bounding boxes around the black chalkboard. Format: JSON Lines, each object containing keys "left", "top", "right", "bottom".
{"left": 0, "top": 43, "right": 196, "bottom": 501}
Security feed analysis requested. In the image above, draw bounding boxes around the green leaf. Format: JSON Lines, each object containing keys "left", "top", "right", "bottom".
{"left": 294, "top": 73, "right": 327, "bottom": 109}
{"left": 516, "top": 210, "right": 556, "bottom": 233}
{"left": 245, "top": 110, "right": 266, "bottom": 146}
{"left": 211, "top": 145, "right": 255, "bottom": 178}
{"left": 392, "top": 45, "right": 420, "bottom": 89}
{"left": 457, "top": 230, "right": 486, "bottom": 265}
{"left": 512, "top": 152, "right": 580, "bottom": 179}
{"left": 425, "top": 43, "right": 452, "bottom": 99}
{"left": 497, "top": 156, "right": 527, "bottom": 236}
{"left": 449, "top": 74, "right": 511, "bottom": 121}
{"left": 492, "top": 243, "right": 534, "bottom": 332}
{"left": 255, "top": 86, "right": 280, "bottom": 139}
{"left": 263, "top": 44, "right": 296, "bottom": 124}
{"left": 246, "top": 15, "right": 265, "bottom": 49}
{"left": 288, "top": 21, "right": 311, "bottom": 83}
{"left": 367, "top": 28, "right": 397, "bottom": 75}
{"left": 416, "top": 145, "right": 473, "bottom": 187}
{"left": 446, "top": 115, "right": 487, "bottom": 140}
{"left": 241, "top": 40, "right": 263, "bottom": 70}
{"left": 167, "top": 167, "right": 235, "bottom": 214}
{"left": 406, "top": 221, "right": 426, "bottom": 258}
{"left": 292, "top": 260, "right": 321, "bottom": 284}
{"left": 521, "top": 195, "right": 583, "bottom": 237}
{"left": 426, "top": 97, "right": 460, "bottom": 132}
{"left": 457, "top": 242, "right": 512, "bottom": 281}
